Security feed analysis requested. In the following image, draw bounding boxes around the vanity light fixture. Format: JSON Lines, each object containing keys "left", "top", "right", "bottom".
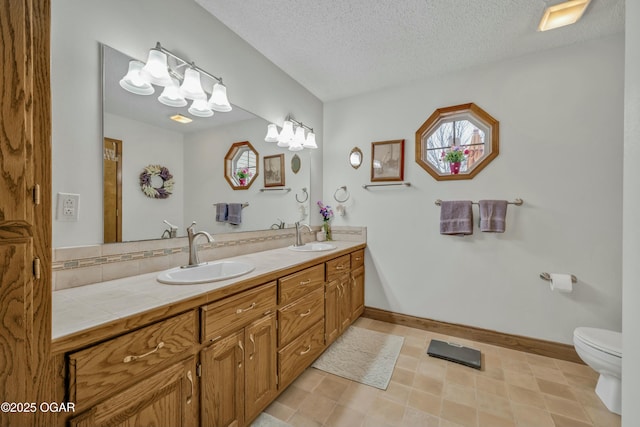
{"left": 265, "top": 116, "right": 318, "bottom": 151}
{"left": 119, "top": 42, "right": 232, "bottom": 118}
{"left": 538, "top": 0, "right": 591, "bottom": 31}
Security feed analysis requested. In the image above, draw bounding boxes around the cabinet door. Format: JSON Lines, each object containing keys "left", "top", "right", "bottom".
{"left": 68, "top": 357, "right": 198, "bottom": 427}
{"left": 0, "top": 2, "right": 53, "bottom": 426}
{"left": 201, "top": 331, "right": 244, "bottom": 427}
{"left": 325, "top": 279, "right": 340, "bottom": 345}
{"left": 351, "top": 265, "right": 365, "bottom": 319}
{"left": 338, "top": 274, "right": 352, "bottom": 333}
{"left": 244, "top": 314, "right": 277, "bottom": 421}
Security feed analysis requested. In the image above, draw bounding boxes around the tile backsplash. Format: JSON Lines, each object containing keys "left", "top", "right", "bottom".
{"left": 52, "top": 226, "right": 366, "bottom": 291}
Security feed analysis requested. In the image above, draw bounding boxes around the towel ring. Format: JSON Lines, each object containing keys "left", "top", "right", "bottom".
{"left": 334, "top": 186, "right": 350, "bottom": 203}
{"left": 295, "top": 187, "right": 309, "bottom": 203}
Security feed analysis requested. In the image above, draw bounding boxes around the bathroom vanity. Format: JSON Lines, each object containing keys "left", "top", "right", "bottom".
{"left": 51, "top": 242, "right": 365, "bottom": 427}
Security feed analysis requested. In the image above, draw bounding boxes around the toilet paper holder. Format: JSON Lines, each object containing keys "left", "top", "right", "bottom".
{"left": 540, "top": 272, "right": 577, "bottom": 284}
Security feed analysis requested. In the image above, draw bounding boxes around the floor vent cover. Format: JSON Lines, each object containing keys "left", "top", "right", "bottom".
{"left": 427, "top": 339, "right": 482, "bottom": 370}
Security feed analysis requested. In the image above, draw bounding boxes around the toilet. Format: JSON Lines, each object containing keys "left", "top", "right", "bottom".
{"left": 573, "top": 327, "right": 622, "bottom": 415}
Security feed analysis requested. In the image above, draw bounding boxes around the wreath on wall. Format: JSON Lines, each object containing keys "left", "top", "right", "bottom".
{"left": 139, "top": 164, "right": 174, "bottom": 199}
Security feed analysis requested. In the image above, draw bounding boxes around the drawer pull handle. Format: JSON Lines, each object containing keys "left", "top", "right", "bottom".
{"left": 299, "top": 279, "right": 312, "bottom": 286}
{"left": 299, "top": 309, "right": 312, "bottom": 317}
{"left": 299, "top": 345, "right": 311, "bottom": 355}
{"left": 238, "top": 340, "right": 244, "bottom": 368}
{"left": 236, "top": 302, "right": 256, "bottom": 314}
{"left": 123, "top": 341, "right": 165, "bottom": 363}
{"left": 186, "top": 370, "right": 194, "bottom": 404}
{"left": 355, "top": 257, "right": 362, "bottom": 261}
{"left": 336, "top": 265, "right": 345, "bottom": 270}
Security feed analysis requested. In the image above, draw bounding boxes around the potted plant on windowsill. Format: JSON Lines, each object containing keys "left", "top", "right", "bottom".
{"left": 442, "top": 147, "right": 469, "bottom": 175}
{"left": 236, "top": 168, "right": 252, "bottom": 186}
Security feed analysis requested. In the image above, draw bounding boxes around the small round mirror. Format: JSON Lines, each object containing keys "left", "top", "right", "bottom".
{"left": 349, "top": 147, "right": 363, "bottom": 169}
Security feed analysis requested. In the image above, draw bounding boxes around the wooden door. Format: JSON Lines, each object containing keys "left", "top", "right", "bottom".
{"left": 350, "top": 265, "right": 365, "bottom": 319}
{"left": 325, "top": 279, "right": 339, "bottom": 345}
{"left": 103, "top": 137, "right": 122, "bottom": 243}
{"left": 0, "top": 1, "right": 53, "bottom": 426}
{"left": 244, "top": 314, "right": 277, "bottom": 422}
{"left": 68, "top": 357, "right": 198, "bottom": 427}
{"left": 201, "top": 331, "right": 244, "bottom": 427}
{"left": 338, "top": 274, "right": 352, "bottom": 333}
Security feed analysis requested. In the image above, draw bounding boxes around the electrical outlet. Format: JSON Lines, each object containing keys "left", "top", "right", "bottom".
{"left": 57, "top": 193, "right": 80, "bottom": 221}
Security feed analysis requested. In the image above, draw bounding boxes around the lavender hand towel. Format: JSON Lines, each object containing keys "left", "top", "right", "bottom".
{"left": 479, "top": 200, "right": 508, "bottom": 232}
{"left": 215, "top": 203, "right": 228, "bottom": 222}
{"left": 440, "top": 201, "right": 473, "bottom": 235}
{"left": 227, "top": 203, "right": 243, "bottom": 225}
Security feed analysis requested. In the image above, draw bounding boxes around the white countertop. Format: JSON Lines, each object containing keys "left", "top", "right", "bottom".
{"left": 52, "top": 241, "right": 364, "bottom": 342}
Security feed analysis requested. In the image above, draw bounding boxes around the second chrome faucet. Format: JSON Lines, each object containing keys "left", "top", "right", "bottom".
{"left": 184, "top": 221, "right": 214, "bottom": 268}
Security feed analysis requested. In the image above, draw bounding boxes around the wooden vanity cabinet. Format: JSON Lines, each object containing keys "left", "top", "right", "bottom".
{"left": 200, "top": 284, "right": 277, "bottom": 427}
{"left": 65, "top": 311, "right": 199, "bottom": 426}
{"left": 69, "top": 356, "right": 198, "bottom": 427}
{"left": 350, "top": 250, "right": 365, "bottom": 318}
{"left": 325, "top": 254, "right": 352, "bottom": 342}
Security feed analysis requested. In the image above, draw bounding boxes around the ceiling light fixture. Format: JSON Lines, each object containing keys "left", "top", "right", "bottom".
{"left": 170, "top": 114, "right": 192, "bottom": 124}
{"left": 265, "top": 116, "right": 318, "bottom": 151}
{"left": 119, "top": 42, "right": 232, "bottom": 118}
{"left": 538, "top": 0, "right": 591, "bottom": 32}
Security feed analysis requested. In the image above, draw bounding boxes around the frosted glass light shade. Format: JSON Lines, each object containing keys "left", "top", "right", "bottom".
{"left": 188, "top": 99, "right": 214, "bottom": 117}
{"left": 180, "top": 68, "right": 207, "bottom": 100}
{"left": 303, "top": 131, "right": 317, "bottom": 149}
{"left": 140, "top": 49, "right": 173, "bottom": 86}
{"left": 288, "top": 127, "right": 305, "bottom": 151}
{"left": 265, "top": 124, "right": 279, "bottom": 142}
{"left": 158, "top": 78, "right": 187, "bottom": 107}
{"left": 119, "top": 60, "right": 155, "bottom": 95}
{"left": 208, "top": 83, "right": 232, "bottom": 112}
{"left": 277, "top": 120, "right": 294, "bottom": 147}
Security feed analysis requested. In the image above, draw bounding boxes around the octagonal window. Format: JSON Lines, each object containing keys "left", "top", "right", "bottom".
{"left": 415, "top": 103, "right": 499, "bottom": 180}
{"left": 224, "top": 141, "right": 259, "bottom": 190}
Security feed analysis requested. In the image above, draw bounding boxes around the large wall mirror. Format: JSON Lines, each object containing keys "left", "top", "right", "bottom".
{"left": 101, "top": 45, "right": 310, "bottom": 243}
{"left": 415, "top": 103, "right": 499, "bottom": 181}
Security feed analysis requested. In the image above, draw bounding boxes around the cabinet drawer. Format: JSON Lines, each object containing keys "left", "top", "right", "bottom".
{"left": 351, "top": 249, "right": 364, "bottom": 269}
{"left": 201, "top": 282, "right": 276, "bottom": 342}
{"left": 278, "top": 288, "right": 324, "bottom": 347}
{"left": 278, "top": 322, "right": 324, "bottom": 389}
{"left": 278, "top": 264, "right": 324, "bottom": 305}
{"left": 326, "top": 255, "right": 351, "bottom": 281}
{"left": 68, "top": 311, "right": 197, "bottom": 405}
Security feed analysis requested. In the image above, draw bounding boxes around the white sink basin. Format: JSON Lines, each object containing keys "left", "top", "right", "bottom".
{"left": 288, "top": 243, "right": 337, "bottom": 252}
{"left": 157, "top": 261, "right": 255, "bottom": 285}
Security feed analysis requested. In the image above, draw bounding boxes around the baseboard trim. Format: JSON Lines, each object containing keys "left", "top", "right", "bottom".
{"left": 362, "top": 307, "right": 583, "bottom": 364}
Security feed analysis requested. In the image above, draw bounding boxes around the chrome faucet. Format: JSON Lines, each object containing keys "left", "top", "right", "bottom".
{"left": 294, "top": 221, "right": 312, "bottom": 247}
{"left": 184, "top": 221, "right": 214, "bottom": 268}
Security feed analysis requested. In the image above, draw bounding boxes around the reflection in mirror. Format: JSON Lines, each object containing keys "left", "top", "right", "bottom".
{"left": 291, "top": 154, "right": 301, "bottom": 174}
{"left": 224, "top": 141, "right": 258, "bottom": 189}
{"left": 102, "top": 45, "right": 310, "bottom": 242}
{"left": 415, "top": 103, "right": 499, "bottom": 181}
{"left": 349, "top": 147, "right": 363, "bottom": 169}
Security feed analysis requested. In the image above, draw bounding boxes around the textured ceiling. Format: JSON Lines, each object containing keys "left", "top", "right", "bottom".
{"left": 195, "top": 0, "right": 624, "bottom": 102}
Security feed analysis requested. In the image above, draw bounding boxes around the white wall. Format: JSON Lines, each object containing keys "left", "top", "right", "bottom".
{"left": 324, "top": 35, "right": 624, "bottom": 344}
{"left": 183, "top": 118, "right": 310, "bottom": 233}
{"left": 51, "top": 0, "right": 323, "bottom": 247}
{"left": 104, "top": 113, "right": 184, "bottom": 241}
{"left": 622, "top": 1, "right": 640, "bottom": 423}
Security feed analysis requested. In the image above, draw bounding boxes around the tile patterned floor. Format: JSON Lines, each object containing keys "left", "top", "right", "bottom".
{"left": 263, "top": 318, "right": 621, "bottom": 427}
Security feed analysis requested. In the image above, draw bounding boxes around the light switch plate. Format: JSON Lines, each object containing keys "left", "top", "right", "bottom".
{"left": 57, "top": 192, "right": 80, "bottom": 221}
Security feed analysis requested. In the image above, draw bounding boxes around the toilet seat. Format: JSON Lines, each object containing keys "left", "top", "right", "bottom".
{"left": 574, "top": 327, "right": 621, "bottom": 358}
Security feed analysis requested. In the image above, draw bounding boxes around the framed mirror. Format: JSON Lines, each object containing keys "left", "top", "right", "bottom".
{"left": 224, "top": 141, "right": 259, "bottom": 190}
{"left": 349, "top": 147, "right": 363, "bottom": 169}
{"left": 291, "top": 154, "right": 301, "bottom": 174}
{"left": 415, "top": 103, "right": 499, "bottom": 181}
